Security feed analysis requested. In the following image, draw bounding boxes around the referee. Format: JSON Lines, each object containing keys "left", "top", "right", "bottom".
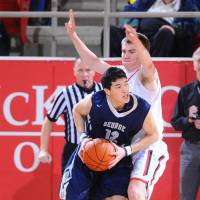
{"left": 38, "top": 58, "right": 102, "bottom": 173}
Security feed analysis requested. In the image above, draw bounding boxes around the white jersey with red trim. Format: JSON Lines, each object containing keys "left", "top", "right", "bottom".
{"left": 121, "top": 66, "right": 163, "bottom": 141}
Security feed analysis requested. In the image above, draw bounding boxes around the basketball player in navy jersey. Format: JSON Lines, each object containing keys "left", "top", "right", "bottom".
{"left": 65, "top": 10, "right": 169, "bottom": 200}
{"left": 59, "top": 67, "right": 159, "bottom": 200}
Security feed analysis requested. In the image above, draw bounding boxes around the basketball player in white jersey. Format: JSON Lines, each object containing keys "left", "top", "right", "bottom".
{"left": 65, "top": 9, "right": 169, "bottom": 200}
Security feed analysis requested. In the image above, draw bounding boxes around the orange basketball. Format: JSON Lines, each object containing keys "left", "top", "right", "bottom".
{"left": 82, "top": 138, "right": 116, "bottom": 171}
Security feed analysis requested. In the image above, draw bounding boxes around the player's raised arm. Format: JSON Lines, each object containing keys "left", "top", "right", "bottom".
{"left": 65, "top": 9, "right": 110, "bottom": 74}
{"left": 125, "top": 25, "right": 158, "bottom": 89}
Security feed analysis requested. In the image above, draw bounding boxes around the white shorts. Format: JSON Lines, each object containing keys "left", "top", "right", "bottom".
{"left": 130, "top": 140, "right": 169, "bottom": 198}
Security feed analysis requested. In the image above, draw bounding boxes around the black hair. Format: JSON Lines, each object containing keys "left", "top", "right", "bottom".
{"left": 101, "top": 67, "right": 127, "bottom": 89}
{"left": 121, "top": 32, "right": 150, "bottom": 52}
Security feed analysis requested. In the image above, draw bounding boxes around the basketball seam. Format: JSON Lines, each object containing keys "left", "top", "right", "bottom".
{"left": 84, "top": 150, "right": 106, "bottom": 171}
{"left": 94, "top": 139, "right": 110, "bottom": 171}
{"left": 94, "top": 139, "right": 107, "bottom": 171}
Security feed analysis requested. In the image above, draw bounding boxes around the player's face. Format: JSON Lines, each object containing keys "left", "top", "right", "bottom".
{"left": 74, "top": 60, "right": 95, "bottom": 88}
{"left": 105, "top": 78, "right": 130, "bottom": 108}
{"left": 121, "top": 42, "right": 140, "bottom": 72}
{"left": 193, "top": 54, "right": 200, "bottom": 81}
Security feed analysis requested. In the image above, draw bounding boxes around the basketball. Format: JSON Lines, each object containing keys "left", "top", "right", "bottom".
{"left": 82, "top": 138, "right": 116, "bottom": 171}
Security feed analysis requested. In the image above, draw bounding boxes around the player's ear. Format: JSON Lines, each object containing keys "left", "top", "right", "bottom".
{"left": 104, "top": 88, "right": 110, "bottom": 96}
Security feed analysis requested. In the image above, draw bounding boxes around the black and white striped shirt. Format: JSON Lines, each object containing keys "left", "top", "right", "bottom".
{"left": 47, "top": 82, "right": 102, "bottom": 144}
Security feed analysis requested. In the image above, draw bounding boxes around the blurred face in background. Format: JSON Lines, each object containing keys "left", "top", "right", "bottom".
{"left": 193, "top": 53, "right": 200, "bottom": 81}
{"left": 74, "top": 59, "right": 95, "bottom": 88}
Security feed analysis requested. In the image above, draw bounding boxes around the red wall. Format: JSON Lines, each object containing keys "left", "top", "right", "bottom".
{"left": 0, "top": 58, "right": 199, "bottom": 200}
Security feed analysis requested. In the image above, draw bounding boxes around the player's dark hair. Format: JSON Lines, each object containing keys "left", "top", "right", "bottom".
{"left": 101, "top": 67, "right": 127, "bottom": 89}
{"left": 121, "top": 32, "right": 150, "bottom": 52}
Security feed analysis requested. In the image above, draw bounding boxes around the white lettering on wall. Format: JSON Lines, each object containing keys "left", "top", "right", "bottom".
{"left": 3, "top": 92, "right": 29, "bottom": 126}
{"left": 32, "top": 86, "right": 48, "bottom": 125}
{"left": 32, "top": 86, "right": 65, "bottom": 125}
{"left": 14, "top": 142, "right": 39, "bottom": 172}
{"left": 161, "top": 86, "right": 180, "bottom": 128}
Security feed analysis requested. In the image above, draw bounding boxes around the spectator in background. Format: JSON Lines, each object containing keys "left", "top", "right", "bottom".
{"left": 38, "top": 58, "right": 102, "bottom": 174}
{"left": 104, "top": 0, "right": 197, "bottom": 57}
{"left": 194, "top": 0, "right": 200, "bottom": 10}
{"left": 170, "top": 47, "right": 200, "bottom": 200}
{"left": 194, "top": 0, "right": 200, "bottom": 48}
{"left": 29, "top": 0, "right": 51, "bottom": 25}
{"left": 0, "top": 20, "right": 10, "bottom": 56}
{"left": 58, "top": 0, "right": 69, "bottom": 11}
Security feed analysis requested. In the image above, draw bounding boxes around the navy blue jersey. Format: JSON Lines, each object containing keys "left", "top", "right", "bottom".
{"left": 88, "top": 90, "right": 151, "bottom": 147}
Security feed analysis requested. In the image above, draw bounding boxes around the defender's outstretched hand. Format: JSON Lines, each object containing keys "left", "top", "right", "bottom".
{"left": 124, "top": 24, "right": 138, "bottom": 43}
{"left": 65, "top": 9, "right": 76, "bottom": 37}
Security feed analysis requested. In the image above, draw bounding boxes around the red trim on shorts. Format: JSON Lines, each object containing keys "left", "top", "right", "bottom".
{"left": 150, "top": 155, "right": 165, "bottom": 185}
{"left": 143, "top": 150, "right": 153, "bottom": 176}
{"left": 128, "top": 68, "right": 140, "bottom": 81}
{"left": 129, "top": 177, "right": 148, "bottom": 184}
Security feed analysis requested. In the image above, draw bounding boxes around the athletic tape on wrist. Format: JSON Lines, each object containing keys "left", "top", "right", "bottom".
{"left": 124, "top": 146, "right": 132, "bottom": 156}
{"left": 79, "top": 132, "right": 88, "bottom": 142}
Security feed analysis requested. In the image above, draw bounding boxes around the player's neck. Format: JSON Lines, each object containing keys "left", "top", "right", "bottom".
{"left": 107, "top": 96, "right": 133, "bottom": 112}
{"left": 107, "top": 96, "right": 125, "bottom": 111}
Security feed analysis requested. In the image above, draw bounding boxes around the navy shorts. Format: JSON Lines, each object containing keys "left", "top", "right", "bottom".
{"left": 91, "top": 162, "right": 132, "bottom": 199}
{"left": 61, "top": 142, "right": 77, "bottom": 174}
{"left": 60, "top": 146, "right": 132, "bottom": 200}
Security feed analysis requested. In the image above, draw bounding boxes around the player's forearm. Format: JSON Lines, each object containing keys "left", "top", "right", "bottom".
{"left": 139, "top": 46, "right": 153, "bottom": 71}
{"left": 125, "top": 25, "right": 156, "bottom": 80}
{"left": 130, "top": 133, "right": 158, "bottom": 153}
{"left": 132, "top": 36, "right": 156, "bottom": 81}
{"left": 71, "top": 32, "right": 97, "bottom": 63}
{"left": 71, "top": 33, "right": 109, "bottom": 74}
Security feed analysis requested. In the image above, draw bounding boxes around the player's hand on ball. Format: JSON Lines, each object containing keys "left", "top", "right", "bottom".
{"left": 78, "top": 137, "right": 92, "bottom": 162}
{"left": 38, "top": 150, "right": 52, "bottom": 163}
{"left": 108, "top": 142, "right": 126, "bottom": 169}
{"left": 124, "top": 24, "right": 137, "bottom": 42}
